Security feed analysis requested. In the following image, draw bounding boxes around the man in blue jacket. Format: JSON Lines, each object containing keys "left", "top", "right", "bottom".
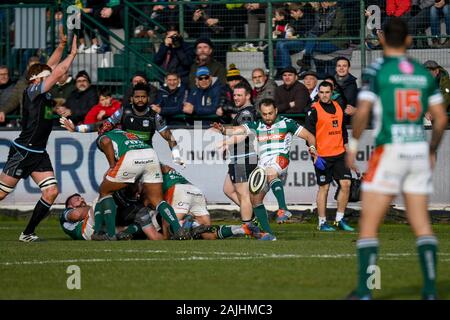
{"left": 183, "top": 66, "right": 225, "bottom": 119}
{"left": 152, "top": 73, "right": 189, "bottom": 124}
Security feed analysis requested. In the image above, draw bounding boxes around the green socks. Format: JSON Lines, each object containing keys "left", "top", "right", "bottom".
{"left": 253, "top": 204, "right": 273, "bottom": 234}
{"left": 157, "top": 201, "right": 181, "bottom": 233}
{"left": 356, "top": 238, "right": 379, "bottom": 297}
{"left": 216, "top": 225, "right": 245, "bottom": 239}
{"left": 270, "top": 178, "right": 287, "bottom": 210}
{"left": 93, "top": 196, "right": 117, "bottom": 237}
{"left": 417, "top": 235, "right": 438, "bottom": 297}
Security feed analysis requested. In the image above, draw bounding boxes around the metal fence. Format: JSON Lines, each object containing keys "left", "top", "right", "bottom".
{"left": 1, "top": 0, "right": 450, "bottom": 122}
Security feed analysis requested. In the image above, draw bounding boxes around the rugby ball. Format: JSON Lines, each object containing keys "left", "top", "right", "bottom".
{"left": 249, "top": 167, "right": 267, "bottom": 194}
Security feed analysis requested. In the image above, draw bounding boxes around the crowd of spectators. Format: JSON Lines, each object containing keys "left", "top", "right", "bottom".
{"left": 1, "top": 1, "right": 450, "bottom": 128}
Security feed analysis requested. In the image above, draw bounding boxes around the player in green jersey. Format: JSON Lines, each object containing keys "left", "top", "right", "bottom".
{"left": 93, "top": 127, "right": 190, "bottom": 240}
{"left": 346, "top": 18, "right": 448, "bottom": 300}
{"left": 212, "top": 98, "right": 317, "bottom": 240}
{"left": 161, "top": 164, "right": 261, "bottom": 240}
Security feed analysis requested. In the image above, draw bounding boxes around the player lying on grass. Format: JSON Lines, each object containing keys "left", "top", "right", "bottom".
{"left": 161, "top": 164, "right": 262, "bottom": 240}
{"left": 61, "top": 193, "right": 164, "bottom": 240}
{"left": 93, "top": 125, "right": 190, "bottom": 240}
{"left": 212, "top": 98, "right": 317, "bottom": 241}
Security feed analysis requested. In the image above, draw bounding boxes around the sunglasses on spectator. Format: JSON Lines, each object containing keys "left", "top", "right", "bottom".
{"left": 198, "top": 76, "right": 210, "bottom": 80}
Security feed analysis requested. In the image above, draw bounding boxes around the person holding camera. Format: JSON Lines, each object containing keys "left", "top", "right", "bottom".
{"left": 154, "top": 26, "right": 195, "bottom": 86}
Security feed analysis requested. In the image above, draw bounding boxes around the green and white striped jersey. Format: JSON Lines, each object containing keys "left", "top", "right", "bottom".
{"left": 359, "top": 56, "right": 443, "bottom": 146}
{"left": 243, "top": 115, "right": 303, "bottom": 162}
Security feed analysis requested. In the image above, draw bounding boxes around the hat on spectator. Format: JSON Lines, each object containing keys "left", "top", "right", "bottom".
{"left": 281, "top": 66, "right": 298, "bottom": 76}
{"left": 423, "top": 60, "right": 440, "bottom": 70}
{"left": 227, "top": 64, "right": 241, "bottom": 81}
{"left": 75, "top": 70, "right": 91, "bottom": 83}
{"left": 299, "top": 70, "right": 318, "bottom": 80}
{"left": 195, "top": 37, "right": 214, "bottom": 49}
{"left": 196, "top": 66, "right": 210, "bottom": 77}
{"left": 131, "top": 70, "right": 149, "bottom": 83}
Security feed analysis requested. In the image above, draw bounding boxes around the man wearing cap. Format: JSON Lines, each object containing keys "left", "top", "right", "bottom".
{"left": 300, "top": 70, "right": 320, "bottom": 101}
{"left": 274, "top": 66, "right": 310, "bottom": 117}
{"left": 184, "top": 66, "right": 225, "bottom": 117}
{"left": 188, "top": 38, "right": 226, "bottom": 89}
{"left": 424, "top": 60, "right": 450, "bottom": 111}
{"left": 62, "top": 70, "right": 99, "bottom": 125}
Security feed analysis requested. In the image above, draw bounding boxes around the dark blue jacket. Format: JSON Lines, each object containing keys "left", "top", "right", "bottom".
{"left": 155, "top": 83, "right": 189, "bottom": 117}
{"left": 187, "top": 79, "right": 225, "bottom": 116}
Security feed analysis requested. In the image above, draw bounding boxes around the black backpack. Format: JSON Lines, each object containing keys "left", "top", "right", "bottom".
{"left": 334, "top": 172, "right": 362, "bottom": 203}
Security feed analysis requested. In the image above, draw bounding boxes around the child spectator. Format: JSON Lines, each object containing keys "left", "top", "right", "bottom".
{"left": 83, "top": 88, "right": 121, "bottom": 124}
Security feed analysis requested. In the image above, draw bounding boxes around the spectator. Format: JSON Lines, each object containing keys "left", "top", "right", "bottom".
{"left": 297, "top": 2, "right": 349, "bottom": 72}
{"left": 386, "top": 0, "right": 411, "bottom": 19}
{"left": 334, "top": 56, "right": 358, "bottom": 115}
{"left": 300, "top": 70, "right": 320, "bottom": 101}
{"left": 321, "top": 75, "right": 348, "bottom": 116}
{"left": 184, "top": 66, "right": 225, "bottom": 117}
{"left": 430, "top": 0, "right": 450, "bottom": 48}
{"left": 407, "top": 1, "right": 434, "bottom": 46}
{"left": 83, "top": 88, "right": 121, "bottom": 124}
{"left": 0, "top": 57, "right": 40, "bottom": 126}
{"left": 220, "top": 64, "right": 252, "bottom": 121}
{"left": 59, "top": 70, "right": 98, "bottom": 125}
{"left": 251, "top": 68, "right": 276, "bottom": 108}
{"left": 223, "top": 2, "right": 247, "bottom": 39}
{"left": 122, "top": 71, "right": 158, "bottom": 106}
{"left": 274, "top": 66, "right": 310, "bottom": 116}
{"left": 49, "top": 70, "right": 75, "bottom": 106}
{"left": 275, "top": 3, "right": 315, "bottom": 74}
{"left": 154, "top": 26, "right": 195, "bottom": 86}
{"left": 0, "top": 65, "right": 16, "bottom": 125}
{"left": 188, "top": 38, "right": 227, "bottom": 89}
{"left": 152, "top": 73, "right": 189, "bottom": 119}
{"left": 272, "top": 8, "right": 289, "bottom": 39}
{"left": 185, "top": 1, "right": 225, "bottom": 39}
{"left": 424, "top": 60, "right": 450, "bottom": 111}
{"left": 245, "top": 3, "right": 267, "bottom": 40}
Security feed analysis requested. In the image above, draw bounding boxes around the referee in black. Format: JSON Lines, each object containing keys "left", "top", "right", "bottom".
{"left": 0, "top": 34, "right": 78, "bottom": 242}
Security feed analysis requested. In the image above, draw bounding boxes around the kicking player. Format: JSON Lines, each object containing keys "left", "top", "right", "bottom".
{"left": 0, "top": 34, "right": 78, "bottom": 242}
{"left": 161, "top": 164, "right": 261, "bottom": 240}
{"left": 212, "top": 98, "right": 317, "bottom": 240}
{"left": 94, "top": 127, "right": 189, "bottom": 240}
{"left": 346, "top": 18, "right": 448, "bottom": 300}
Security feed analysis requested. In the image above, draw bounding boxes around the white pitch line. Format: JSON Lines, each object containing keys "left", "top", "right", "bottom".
{"left": 4, "top": 252, "right": 450, "bottom": 267}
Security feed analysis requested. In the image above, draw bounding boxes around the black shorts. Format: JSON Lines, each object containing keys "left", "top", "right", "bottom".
{"left": 228, "top": 163, "right": 257, "bottom": 184}
{"left": 2, "top": 144, "right": 53, "bottom": 179}
{"left": 314, "top": 153, "right": 352, "bottom": 186}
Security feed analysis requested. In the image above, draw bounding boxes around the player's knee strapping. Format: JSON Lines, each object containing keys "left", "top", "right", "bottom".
{"left": 0, "top": 182, "right": 14, "bottom": 194}
{"left": 38, "top": 177, "right": 58, "bottom": 190}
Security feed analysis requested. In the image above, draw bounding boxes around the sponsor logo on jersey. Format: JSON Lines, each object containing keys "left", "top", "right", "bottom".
{"left": 143, "top": 120, "right": 149, "bottom": 127}
{"left": 399, "top": 60, "right": 414, "bottom": 74}
{"left": 257, "top": 133, "right": 286, "bottom": 142}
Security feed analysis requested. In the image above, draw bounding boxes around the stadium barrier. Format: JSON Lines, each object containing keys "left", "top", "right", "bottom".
{"left": 1, "top": 128, "right": 449, "bottom": 207}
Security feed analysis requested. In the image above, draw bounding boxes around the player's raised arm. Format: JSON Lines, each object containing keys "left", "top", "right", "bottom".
{"left": 211, "top": 122, "right": 249, "bottom": 137}
{"left": 42, "top": 35, "right": 78, "bottom": 93}
{"left": 47, "top": 24, "right": 68, "bottom": 70}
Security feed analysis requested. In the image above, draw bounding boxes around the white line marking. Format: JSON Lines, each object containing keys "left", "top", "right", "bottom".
{"left": 2, "top": 252, "right": 450, "bottom": 266}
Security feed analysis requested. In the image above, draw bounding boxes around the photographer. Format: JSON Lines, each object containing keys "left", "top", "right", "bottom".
{"left": 154, "top": 26, "right": 195, "bottom": 86}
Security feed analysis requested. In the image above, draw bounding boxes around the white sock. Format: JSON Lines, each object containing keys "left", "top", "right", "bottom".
{"left": 319, "top": 217, "right": 327, "bottom": 226}
{"left": 231, "top": 225, "right": 245, "bottom": 236}
{"left": 336, "top": 212, "right": 345, "bottom": 222}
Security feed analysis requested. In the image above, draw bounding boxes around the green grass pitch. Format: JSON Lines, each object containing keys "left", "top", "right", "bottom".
{"left": 1, "top": 218, "right": 449, "bottom": 300}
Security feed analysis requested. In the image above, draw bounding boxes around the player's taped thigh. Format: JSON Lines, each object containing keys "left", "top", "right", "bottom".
{"left": 0, "top": 181, "right": 15, "bottom": 194}
{"left": 38, "top": 176, "right": 58, "bottom": 190}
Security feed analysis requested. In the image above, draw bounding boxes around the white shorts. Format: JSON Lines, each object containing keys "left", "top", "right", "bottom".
{"left": 259, "top": 154, "right": 289, "bottom": 175}
{"left": 106, "top": 149, "right": 162, "bottom": 184}
{"left": 165, "top": 184, "right": 209, "bottom": 217}
{"left": 362, "top": 142, "right": 432, "bottom": 195}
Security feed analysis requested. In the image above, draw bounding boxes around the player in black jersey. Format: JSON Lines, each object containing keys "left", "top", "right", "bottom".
{"left": 218, "top": 83, "right": 258, "bottom": 224}
{"left": 60, "top": 82, "right": 185, "bottom": 167}
{"left": 0, "top": 34, "right": 78, "bottom": 242}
